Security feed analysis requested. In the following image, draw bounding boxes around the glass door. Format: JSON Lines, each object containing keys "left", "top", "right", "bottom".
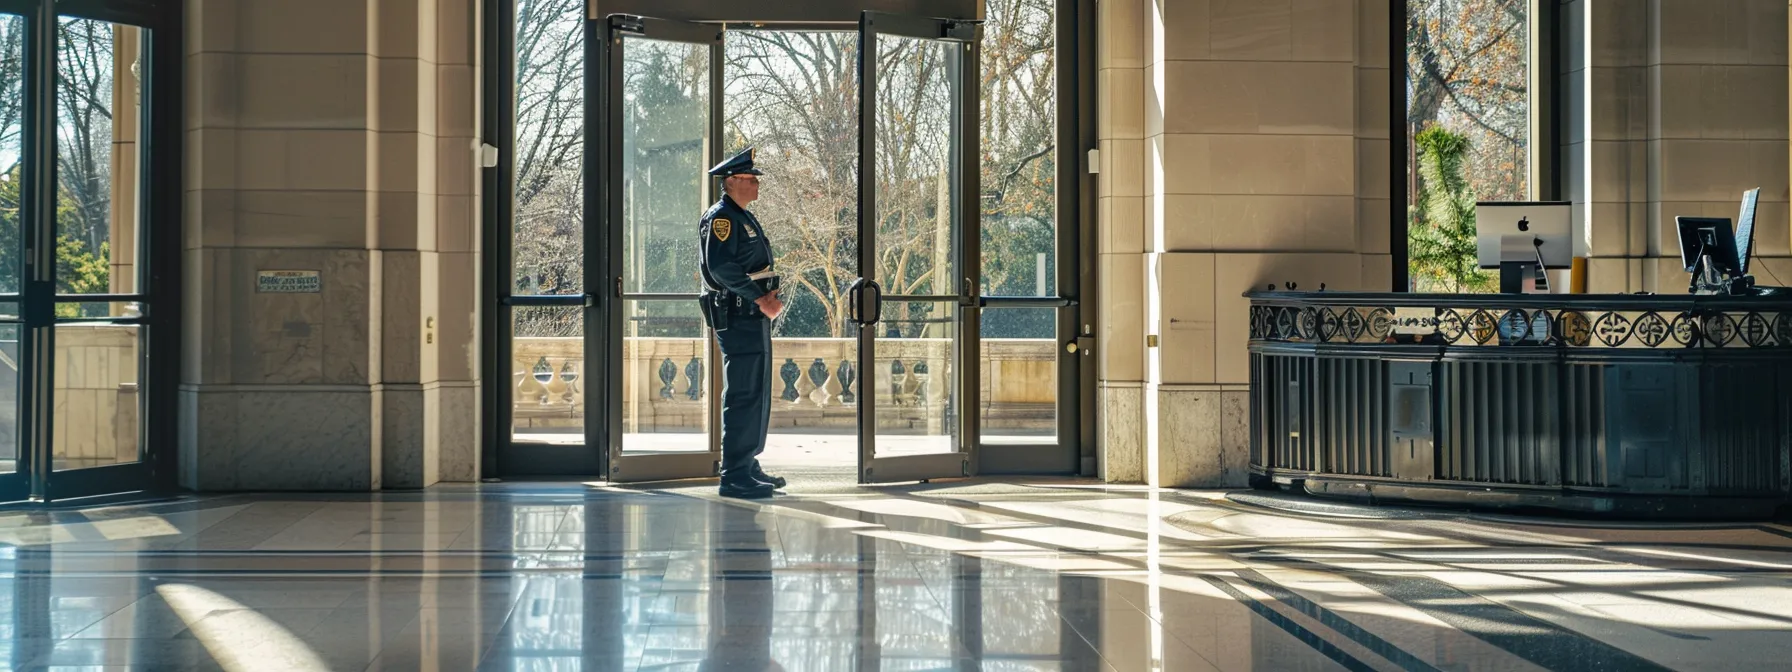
{"left": 854, "top": 12, "right": 978, "bottom": 484}
{"left": 0, "top": 0, "right": 177, "bottom": 503}
{"left": 0, "top": 6, "right": 29, "bottom": 501}
{"left": 598, "top": 15, "right": 723, "bottom": 483}
{"left": 43, "top": 13, "right": 157, "bottom": 500}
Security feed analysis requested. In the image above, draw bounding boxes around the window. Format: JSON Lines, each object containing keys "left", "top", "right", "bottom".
{"left": 1405, "top": 0, "right": 1533, "bottom": 292}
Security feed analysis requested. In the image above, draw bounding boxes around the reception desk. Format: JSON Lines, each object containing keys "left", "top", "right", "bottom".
{"left": 1247, "top": 290, "right": 1792, "bottom": 518}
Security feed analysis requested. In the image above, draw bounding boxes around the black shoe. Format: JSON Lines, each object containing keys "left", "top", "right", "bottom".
{"left": 719, "top": 477, "right": 776, "bottom": 499}
{"left": 753, "top": 467, "right": 787, "bottom": 489}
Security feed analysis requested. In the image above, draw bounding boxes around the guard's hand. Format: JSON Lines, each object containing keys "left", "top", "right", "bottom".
{"left": 755, "top": 291, "right": 784, "bottom": 320}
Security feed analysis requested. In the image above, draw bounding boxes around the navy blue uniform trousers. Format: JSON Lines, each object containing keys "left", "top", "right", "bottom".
{"left": 715, "top": 315, "right": 772, "bottom": 478}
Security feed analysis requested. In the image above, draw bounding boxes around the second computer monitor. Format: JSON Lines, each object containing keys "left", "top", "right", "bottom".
{"left": 1677, "top": 216, "right": 1743, "bottom": 278}
{"left": 1735, "top": 187, "right": 1761, "bottom": 275}
{"left": 1475, "top": 201, "right": 1573, "bottom": 269}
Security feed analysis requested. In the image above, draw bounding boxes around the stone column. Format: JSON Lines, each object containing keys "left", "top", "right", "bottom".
{"left": 1097, "top": 0, "right": 1391, "bottom": 487}
{"left": 1097, "top": 0, "right": 1147, "bottom": 483}
{"left": 1576, "top": 0, "right": 1788, "bottom": 292}
{"left": 181, "top": 0, "right": 481, "bottom": 490}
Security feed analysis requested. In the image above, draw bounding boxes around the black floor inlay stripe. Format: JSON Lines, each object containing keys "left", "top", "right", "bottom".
{"left": 1196, "top": 574, "right": 1378, "bottom": 672}
{"left": 1272, "top": 560, "right": 1677, "bottom": 672}
{"left": 1233, "top": 568, "right": 1442, "bottom": 672}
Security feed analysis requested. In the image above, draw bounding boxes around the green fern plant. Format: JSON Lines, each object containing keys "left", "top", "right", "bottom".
{"left": 1408, "top": 126, "right": 1494, "bottom": 293}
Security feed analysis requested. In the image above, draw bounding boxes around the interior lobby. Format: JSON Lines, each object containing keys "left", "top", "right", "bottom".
{"left": 0, "top": 0, "right": 1786, "bottom": 669}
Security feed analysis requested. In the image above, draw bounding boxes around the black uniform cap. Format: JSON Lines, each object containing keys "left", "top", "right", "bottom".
{"left": 708, "top": 147, "right": 765, "bottom": 177}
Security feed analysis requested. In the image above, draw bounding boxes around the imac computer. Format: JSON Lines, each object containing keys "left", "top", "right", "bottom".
{"left": 1475, "top": 201, "right": 1573, "bottom": 294}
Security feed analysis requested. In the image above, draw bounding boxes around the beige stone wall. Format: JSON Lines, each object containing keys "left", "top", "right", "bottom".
{"left": 1098, "top": 0, "right": 1391, "bottom": 486}
{"left": 181, "top": 0, "right": 481, "bottom": 490}
{"left": 1573, "top": 0, "right": 1789, "bottom": 292}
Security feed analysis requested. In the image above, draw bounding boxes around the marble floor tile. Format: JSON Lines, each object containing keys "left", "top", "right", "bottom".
{"left": 0, "top": 483, "right": 1782, "bottom": 670}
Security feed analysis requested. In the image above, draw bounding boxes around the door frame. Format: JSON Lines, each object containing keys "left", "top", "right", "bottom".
{"left": 596, "top": 14, "right": 727, "bottom": 483}
{"left": 853, "top": 11, "right": 980, "bottom": 483}
{"left": 0, "top": 0, "right": 183, "bottom": 505}
{"left": 481, "top": 0, "right": 1093, "bottom": 481}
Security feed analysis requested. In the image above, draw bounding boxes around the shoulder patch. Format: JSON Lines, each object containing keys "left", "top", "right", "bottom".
{"left": 713, "top": 218, "right": 732, "bottom": 241}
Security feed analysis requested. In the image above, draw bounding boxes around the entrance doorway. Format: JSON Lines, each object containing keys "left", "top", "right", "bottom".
{"left": 0, "top": 0, "right": 179, "bottom": 504}
{"left": 486, "top": 0, "right": 1085, "bottom": 484}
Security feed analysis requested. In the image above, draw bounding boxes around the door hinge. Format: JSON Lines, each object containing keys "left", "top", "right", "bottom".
{"left": 1087, "top": 148, "right": 1099, "bottom": 174}
{"left": 611, "top": 16, "right": 646, "bottom": 34}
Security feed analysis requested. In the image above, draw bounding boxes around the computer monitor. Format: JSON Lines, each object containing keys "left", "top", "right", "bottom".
{"left": 1677, "top": 216, "right": 1743, "bottom": 278}
{"left": 1735, "top": 187, "right": 1760, "bottom": 276}
{"left": 1475, "top": 201, "right": 1573, "bottom": 269}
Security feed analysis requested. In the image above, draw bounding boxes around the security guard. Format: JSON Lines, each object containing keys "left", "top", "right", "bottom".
{"left": 699, "top": 148, "right": 787, "bottom": 499}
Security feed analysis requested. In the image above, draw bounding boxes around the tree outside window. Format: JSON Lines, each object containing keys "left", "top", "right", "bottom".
{"left": 1407, "top": 0, "right": 1530, "bottom": 292}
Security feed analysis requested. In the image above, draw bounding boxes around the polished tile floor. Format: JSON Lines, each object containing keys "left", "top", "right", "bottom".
{"left": 0, "top": 480, "right": 1787, "bottom": 671}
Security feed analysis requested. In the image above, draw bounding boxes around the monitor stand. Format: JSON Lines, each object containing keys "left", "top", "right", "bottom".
{"left": 1499, "top": 262, "right": 1540, "bottom": 294}
{"left": 1497, "top": 235, "right": 1551, "bottom": 294}
{"left": 1687, "top": 250, "right": 1770, "bottom": 295}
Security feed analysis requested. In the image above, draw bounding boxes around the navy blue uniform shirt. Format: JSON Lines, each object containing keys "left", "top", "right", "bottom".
{"left": 699, "top": 194, "right": 774, "bottom": 301}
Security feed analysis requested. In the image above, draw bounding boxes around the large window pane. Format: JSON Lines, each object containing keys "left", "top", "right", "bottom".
{"left": 981, "top": 0, "right": 1056, "bottom": 297}
{"left": 622, "top": 37, "right": 709, "bottom": 296}
{"left": 0, "top": 14, "right": 23, "bottom": 297}
{"left": 981, "top": 308, "right": 1055, "bottom": 444}
{"left": 52, "top": 324, "right": 140, "bottom": 470}
{"left": 512, "top": 306, "right": 585, "bottom": 444}
{"left": 873, "top": 300, "right": 958, "bottom": 456}
{"left": 54, "top": 20, "right": 142, "bottom": 316}
{"left": 621, "top": 299, "right": 709, "bottom": 454}
{"left": 873, "top": 34, "right": 956, "bottom": 297}
{"left": 513, "top": 0, "right": 586, "bottom": 296}
{"left": 1406, "top": 0, "right": 1531, "bottom": 292}
{"left": 0, "top": 322, "right": 17, "bottom": 474}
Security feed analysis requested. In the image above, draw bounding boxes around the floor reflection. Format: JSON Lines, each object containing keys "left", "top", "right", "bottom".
{"left": 0, "top": 484, "right": 1783, "bottom": 670}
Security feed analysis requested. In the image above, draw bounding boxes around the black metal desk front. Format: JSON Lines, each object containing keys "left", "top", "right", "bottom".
{"left": 1246, "top": 290, "right": 1792, "bottom": 518}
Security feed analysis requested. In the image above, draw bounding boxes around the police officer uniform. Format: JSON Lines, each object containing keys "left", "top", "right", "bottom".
{"left": 700, "top": 148, "right": 786, "bottom": 499}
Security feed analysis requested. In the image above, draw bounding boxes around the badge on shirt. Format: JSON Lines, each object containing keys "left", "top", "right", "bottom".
{"left": 745, "top": 224, "right": 758, "bottom": 238}
{"left": 713, "top": 218, "right": 732, "bottom": 241}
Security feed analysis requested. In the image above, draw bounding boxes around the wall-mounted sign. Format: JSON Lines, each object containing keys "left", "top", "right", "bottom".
{"left": 1391, "top": 306, "right": 1439, "bottom": 335}
{"left": 257, "top": 270, "right": 321, "bottom": 294}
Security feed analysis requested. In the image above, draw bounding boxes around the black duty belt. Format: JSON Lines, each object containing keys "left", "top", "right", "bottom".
{"left": 700, "top": 291, "right": 761, "bottom": 331}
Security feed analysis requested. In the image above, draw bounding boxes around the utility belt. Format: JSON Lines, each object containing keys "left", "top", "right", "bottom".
{"left": 700, "top": 291, "right": 759, "bottom": 332}
{"left": 700, "top": 271, "right": 780, "bottom": 332}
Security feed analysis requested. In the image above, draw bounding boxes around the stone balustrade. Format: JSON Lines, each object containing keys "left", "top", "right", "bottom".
{"left": 0, "top": 325, "right": 143, "bottom": 467}
{"left": 0, "top": 329, "right": 1059, "bottom": 466}
{"left": 512, "top": 337, "right": 1057, "bottom": 435}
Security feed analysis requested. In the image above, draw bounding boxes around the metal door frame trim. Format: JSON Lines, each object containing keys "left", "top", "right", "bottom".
{"left": 599, "top": 15, "right": 727, "bottom": 483}
{"left": 856, "top": 10, "right": 979, "bottom": 484}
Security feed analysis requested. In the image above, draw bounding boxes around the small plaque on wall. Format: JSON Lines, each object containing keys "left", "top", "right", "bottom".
{"left": 257, "top": 270, "right": 321, "bottom": 294}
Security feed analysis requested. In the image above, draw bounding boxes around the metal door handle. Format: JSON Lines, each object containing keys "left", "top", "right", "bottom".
{"left": 863, "top": 280, "right": 883, "bottom": 326}
{"left": 847, "top": 278, "right": 882, "bottom": 327}
{"left": 848, "top": 278, "right": 866, "bottom": 325}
